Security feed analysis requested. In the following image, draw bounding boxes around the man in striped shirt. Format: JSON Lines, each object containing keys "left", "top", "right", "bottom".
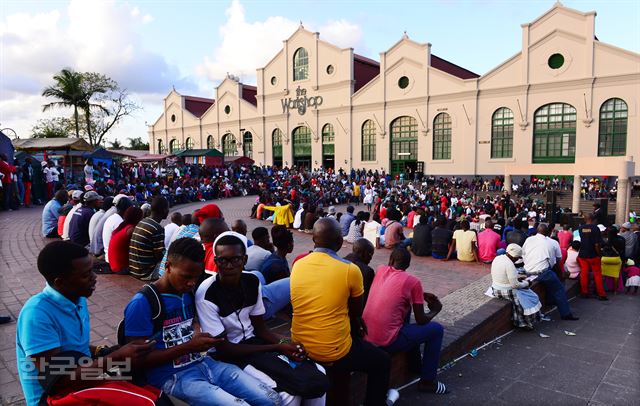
{"left": 129, "top": 196, "right": 169, "bottom": 280}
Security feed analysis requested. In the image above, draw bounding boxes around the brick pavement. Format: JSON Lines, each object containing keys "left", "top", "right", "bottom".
{"left": 0, "top": 196, "right": 493, "bottom": 404}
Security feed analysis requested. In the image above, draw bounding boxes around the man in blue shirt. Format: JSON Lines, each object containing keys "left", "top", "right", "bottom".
{"left": 16, "top": 241, "right": 153, "bottom": 406}
{"left": 339, "top": 205, "right": 356, "bottom": 236}
{"left": 41, "top": 190, "right": 68, "bottom": 238}
{"left": 69, "top": 191, "right": 103, "bottom": 247}
{"left": 124, "top": 237, "right": 279, "bottom": 405}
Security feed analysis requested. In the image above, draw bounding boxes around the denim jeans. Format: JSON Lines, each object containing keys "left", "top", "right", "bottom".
{"left": 161, "top": 357, "right": 281, "bottom": 406}
{"left": 536, "top": 268, "right": 571, "bottom": 317}
{"left": 262, "top": 277, "right": 291, "bottom": 320}
{"left": 382, "top": 322, "right": 444, "bottom": 382}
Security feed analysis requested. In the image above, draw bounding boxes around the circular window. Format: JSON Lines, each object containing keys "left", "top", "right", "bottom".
{"left": 224, "top": 105, "right": 231, "bottom": 115}
{"left": 548, "top": 53, "right": 564, "bottom": 69}
{"left": 270, "top": 76, "right": 277, "bottom": 86}
{"left": 326, "top": 65, "right": 334, "bottom": 75}
{"left": 398, "top": 76, "right": 409, "bottom": 89}
{"left": 170, "top": 114, "right": 176, "bottom": 122}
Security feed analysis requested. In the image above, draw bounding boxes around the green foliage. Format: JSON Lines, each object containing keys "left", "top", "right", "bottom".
{"left": 30, "top": 118, "right": 74, "bottom": 138}
{"left": 127, "top": 136, "right": 149, "bottom": 151}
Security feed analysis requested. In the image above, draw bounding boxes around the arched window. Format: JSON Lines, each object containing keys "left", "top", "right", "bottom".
{"left": 533, "top": 103, "right": 576, "bottom": 163}
{"left": 157, "top": 139, "right": 164, "bottom": 154}
{"left": 322, "top": 123, "right": 335, "bottom": 169}
{"left": 292, "top": 126, "right": 312, "bottom": 168}
{"left": 293, "top": 47, "right": 309, "bottom": 81}
{"left": 491, "top": 107, "right": 514, "bottom": 158}
{"left": 169, "top": 139, "right": 177, "bottom": 154}
{"left": 243, "top": 132, "right": 253, "bottom": 159}
{"left": 206, "top": 135, "right": 214, "bottom": 149}
{"left": 598, "top": 98, "right": 628, "bottom": 156}
{"left": 322, "top": 123, "right": 335, "bottom": 144}
{"left": 222, "top": 133, "right": 237, "bottom": 157}
{"left": 361, "top": 120, "right": 376, "bottom": 161}
{"left": 433, "top": 113, "right": 451, "bottom": 160}
{"left": 185, "top": 137, "right": 194, "bottom": 150}
{"left": 272, "top": 129, "right": 283, "bottom": 167}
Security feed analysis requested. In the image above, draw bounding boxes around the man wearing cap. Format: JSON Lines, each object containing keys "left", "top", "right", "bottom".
{"left": 69, "top": 191, "right": 103, "bottom": 247}
{"left": 620, "top": 222, "right": 637, "bottom": 262}
{"left": 340, "top": 205, "right": 356, "bottom": 236}
{"left": 492, "top": 244, "right": 542, "bottom": 330}
{"left": 61, "top": 190, "right": 84, "bottom": 240}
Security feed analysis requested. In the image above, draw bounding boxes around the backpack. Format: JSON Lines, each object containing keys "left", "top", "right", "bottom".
{"left": 117, "top": 284, "right": 164, "bottom": 346}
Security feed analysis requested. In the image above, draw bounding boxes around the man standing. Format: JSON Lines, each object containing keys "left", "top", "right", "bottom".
{"left": 344, "top": 238, "right": 376, "bottom": 305}
{"left": 69, "top": 191, "right": 103, "bottom": 247}
{"left": 577, "top": 214, "right": 607, "bottom": 300}
{"left": 22, "top": 157, "right": 33, "bottom": 207}
{"left": 340, "top": 205, "right": 356, "bottom": 236}
{"left": 129, "top": 196, "right": 169, "bottom": 280}
{"left": 0, "top": 153, "right": 16, "bottom": 211}
{"left": 41, "top": 190, "right": 68, "bottom": 238}
{"left": 291, "top": 218, "right": 390, "bottom": 405}
{"left": 522, "top": 224, "right": 579, "bottom": 320}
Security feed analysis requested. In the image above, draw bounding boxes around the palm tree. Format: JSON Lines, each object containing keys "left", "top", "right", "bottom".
{"left": 42, "top": 68, "right": 84, "bottom": 139}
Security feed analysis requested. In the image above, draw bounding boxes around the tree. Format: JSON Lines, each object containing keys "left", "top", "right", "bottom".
{"left": 109, "top": 139, "right": 123, "bottom": 149}
{"left": 30, "top": 118, "right": 73, "bottom": 138}
{"left": 42, "top": 68, "right": 84, "bottom": 139}
{"left": 127, "top": 136, "right": 149, "bottom": 150}
{"left": 41, "top": 69, "right": 141, "bottom": 147}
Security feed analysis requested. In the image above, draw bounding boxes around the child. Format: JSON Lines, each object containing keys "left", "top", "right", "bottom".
{"left": 564, "top": 240, "right": 581, "bottom": 279}
{"left": 625, "top": 259, "right": 640, "bottom": 295}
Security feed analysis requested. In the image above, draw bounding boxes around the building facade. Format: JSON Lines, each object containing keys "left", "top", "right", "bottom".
{"left": 149, "top": 2, "right": 639, "bottom": 219}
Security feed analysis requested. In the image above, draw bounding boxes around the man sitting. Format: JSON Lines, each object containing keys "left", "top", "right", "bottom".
{"left": 343, "top": 238, "right": 376, "bottom": 305}
{"left": 16, "top": 241, "right": 157, "bottom": 406}
{"left": 196, "top": 232, "right": 326, "bottom": 405}
{"left": 477, "top": 219, "right": 500, "bottom": 263}
{"left": 291, "top": 218, "right": 390, "bottom": 405}
{"left": 446, "top": 220, "right": 478, "bottom": 262}
{"left": 123, "top": 237, "right": 279, "bottom": 405}
{"left": 363, "top": 247, "right": 448, "bottom": 395}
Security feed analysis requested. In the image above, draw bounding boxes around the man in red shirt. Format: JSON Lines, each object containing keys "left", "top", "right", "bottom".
{"left": 199, "top": 218, "right": 230, "bottom": 275}
{"left": 363, "top": 247, "right": 448, "bottom": 394}
{"left": 0, "top": 153, "right": 16, "bottom": 211}
{"left": 477, "top": 219, "right": 501, "bottom": 263}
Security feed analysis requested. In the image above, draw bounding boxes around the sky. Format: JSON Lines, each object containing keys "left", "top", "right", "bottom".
{"left": 1, "top": 0, "right": 639, "bottom": 146}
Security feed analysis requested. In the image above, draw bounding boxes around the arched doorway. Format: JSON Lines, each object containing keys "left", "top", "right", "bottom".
{"left": 243, "top": 132, "right": 253, "bottom": 159}
{"left": 292, "top": 126, "right": 311, "bottom": 169}
{"left": 390, "top": 116, "right": 418, "bottom": 176}
{"left": 272, "top": 129, "right": 283, "bottom": 167}
{"left": 321, "top": 123, "right": 335, "bottom": 169}
{"left": 533, "top": 103, "right": 576, "bottom": 163}
{"left": 169, "top": 139, "right": 178, "bottom": 154}
{"left": 157, "top": 139, "right": 164, "bottom": 154}
{"left": 222, "top": 133, "right": 237, "bottom": 157}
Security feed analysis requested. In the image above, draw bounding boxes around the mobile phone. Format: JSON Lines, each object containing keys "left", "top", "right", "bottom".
{"left": 145, "top": 331, "right": 162, "bottom": 343}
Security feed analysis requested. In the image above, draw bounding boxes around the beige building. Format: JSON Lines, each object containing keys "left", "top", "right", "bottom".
{"left": 149, "top": 2, "right": 640, "bottom": 221}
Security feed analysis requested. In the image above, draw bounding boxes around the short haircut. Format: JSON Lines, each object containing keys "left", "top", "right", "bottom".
{"left": 390, "top": 246, "right": 411, "bottom": 270}
{"left": 171, "top": 212, "right": 182, "bottom": 224}
{"left": 116, "top": 197, "right": 132, "bottom": 213}
{"left": 252, "top": 226, "right": 270, "bottom": 241}
{"left": 460, "top": 220, "right": 470, "bottom": 230}
{"left": 386, "top": 208, "right": 402, "bottom": 221}
{"left": 168, "top": 237, "right": 205, "bottom": 264}
{"left": 37, "top": 241, "right": 89, "bottom": 284}
{"left": 570, "top": 240, "right": 581, "bottom": 250}
{"left": 271, "top": 225, "right": 293, "bottom": 250}
{"left": 102, "top": 196, "right": 114, "bottom": 211}
{"left": 215, "top": 234, "right": 247, "bottom": 255}
{"left": 182, "top": 213, "right": 192, "bottom": 226}
{"left": 151, "top": 196, "right": 168, "bottom": 213}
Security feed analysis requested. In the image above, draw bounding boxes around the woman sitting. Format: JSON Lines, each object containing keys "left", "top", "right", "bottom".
{"left": 345, "top": 211, "right": 369, "bottom": 244}
{"left": 491, "top": 243, "right": 542, "bottom": 330}
{"left": 108, "top": 206, "right": 143, "bottom": 273}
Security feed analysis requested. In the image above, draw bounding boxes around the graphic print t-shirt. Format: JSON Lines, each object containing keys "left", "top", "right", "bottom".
{"left": 124, "top": 292, "right": 203, "bottom": 387}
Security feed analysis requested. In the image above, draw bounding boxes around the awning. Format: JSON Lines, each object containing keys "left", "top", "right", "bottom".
{"left": 176, "top": 148, "right": 223, "bottom": 158}
{"left": 13, "top": 137, "right": 93, "bottom": 152}
{"left": 133, "top": 153, "right": 168, "bottom": 162}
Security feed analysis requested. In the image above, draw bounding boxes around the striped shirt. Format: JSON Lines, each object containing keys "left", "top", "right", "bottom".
{"left": 129, "top": 217, "right": 164, "bottom": 279}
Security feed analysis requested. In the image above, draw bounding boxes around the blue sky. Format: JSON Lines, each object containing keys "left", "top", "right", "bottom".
{"left": 1, "top": 0, "right": 638, "bottom": 144}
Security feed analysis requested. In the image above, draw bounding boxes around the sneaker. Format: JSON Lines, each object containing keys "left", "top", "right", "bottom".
{"left": 386, "top": 389, "right": 400, "bottom": 405}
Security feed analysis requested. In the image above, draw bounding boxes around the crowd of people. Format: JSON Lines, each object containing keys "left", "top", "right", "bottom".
{"left": 10, "top": 160, "right": 640, "bottom": 406}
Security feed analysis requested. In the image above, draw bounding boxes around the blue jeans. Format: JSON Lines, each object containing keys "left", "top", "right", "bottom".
{"left": 382, "top": 322, "right": 444, "bottom": 381}
{"left": 536, "top": 268, "right": 571, "bottom": 317}
{"left": 161, "top": 357, "right": 280, "bottom": 406}
{"left": 249, "top": 272, "right": 290, "bottom": 320}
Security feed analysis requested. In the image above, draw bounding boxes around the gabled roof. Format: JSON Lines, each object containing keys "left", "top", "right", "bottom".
{"left": 354, "top": 54, "right": 380, "bottom": 93}
{"left": 431, "top": 54, "right": 479, "bottom": 79}
{"left": 242, "top": 85, "right": 257, "bottom": 106}
{"left": 184, "top": 96, "right": 215, "bottom": 118}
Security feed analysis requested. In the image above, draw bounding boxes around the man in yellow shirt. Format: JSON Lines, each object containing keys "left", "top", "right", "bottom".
{"left": 291, "top": 218, "right": 390, "bottom": 405}
{"left": 263, "top": 200, "right": 294, "bottom": 227}
{"left": 445, "top": 220, "right": 478, "bottom": 262}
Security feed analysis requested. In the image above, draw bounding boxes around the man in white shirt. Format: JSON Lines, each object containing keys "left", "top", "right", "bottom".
{"left": 246, "top": 227, "right": 273, "bottom": 272}
{"left": 363, "top": 218, "right": 381, "bottom": 249}
{"left": 164, "top": 212, "right": 182, "bottom": 249}
{"left": 103, "top": 197, "right": 132, "bottom": 263}
{"left": 522, "top": 224, "right": 578, "bottom": 321}
{"left": 62, "top": 190, "right": 84, "bottom": 240}
{"left": 88, "top": 197, "right": 112, "bottom": 247}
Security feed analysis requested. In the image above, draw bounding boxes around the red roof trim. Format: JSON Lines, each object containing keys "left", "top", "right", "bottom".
{"left": 430, "top": 54, "right": 479, "bottom": 80}
{"left": 241, "top": 86, "right": 257, "bottom": 106}
{"left": 354, "top": 53, "right": 380, "bottom": 67}
{"left": 184, "top": 95, "right": 215, "bottom": 118}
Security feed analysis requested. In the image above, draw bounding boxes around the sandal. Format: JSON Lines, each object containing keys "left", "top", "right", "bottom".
{"left": 418, "top": 380, "right": 450, "bottom": 394}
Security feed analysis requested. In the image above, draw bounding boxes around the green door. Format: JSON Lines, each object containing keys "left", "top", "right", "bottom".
{"left": 292, "top": 126, "right": 312, "bottom": 169}
{"left": 389, "top": 116, "right": 418, "bottom": 176}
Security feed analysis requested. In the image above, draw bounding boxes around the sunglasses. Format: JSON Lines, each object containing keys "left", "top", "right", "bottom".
{"left": 214, "top": 256, "right": 245, "bottom": 267}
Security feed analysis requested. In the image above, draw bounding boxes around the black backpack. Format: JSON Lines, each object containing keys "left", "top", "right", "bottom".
{"left": 117, "top": 284, "right": 165, "bottom": 346}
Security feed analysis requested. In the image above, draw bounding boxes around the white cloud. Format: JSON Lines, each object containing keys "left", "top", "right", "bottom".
{"left": 0, "top": 0, "right": 193, "bottom": 143}
{"left": 196, "top": 0, "right": 364, "bottom": 84}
